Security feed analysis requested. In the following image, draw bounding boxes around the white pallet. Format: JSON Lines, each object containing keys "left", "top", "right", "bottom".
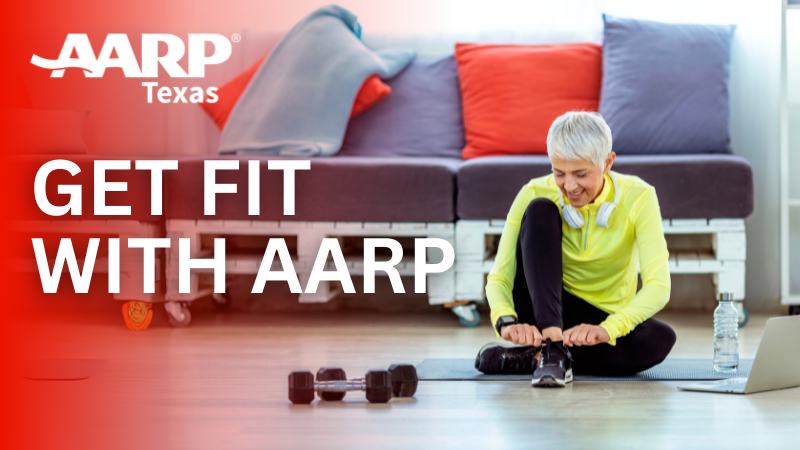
{"left": 165, "top": 220, "right": 456, "bottom": 305}
{"left": 782, "top": 295, "right": 800, "bottom": 306}
{"left": 189, "top": 254, "right": 307, "bottom": 275}
{"left": 455, "top": 218, "right": 747, "bottom": 301}
{"left": 10, "top": 220, "right": 163, "bottom": 303}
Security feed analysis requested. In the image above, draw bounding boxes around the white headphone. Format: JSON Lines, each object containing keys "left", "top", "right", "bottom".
{"left": 558, "top": 172, "right": 620, "bottom": 229}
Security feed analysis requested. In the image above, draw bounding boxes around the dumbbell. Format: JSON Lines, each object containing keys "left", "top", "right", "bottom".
{"left": 387, "top": 364, "right": 418, "bottom": 398}
{"left": 315, "top": 364, "right": 418, "bottom": 400}
{"left": 288, "top": 369, "right": 392, "bottom": 404}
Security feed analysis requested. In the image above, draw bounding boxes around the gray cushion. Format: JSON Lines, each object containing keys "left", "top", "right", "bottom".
{"left": 599, "top": 15, "right": 735, "bottom": 154}
{"left": 456, "top": 155, "right": 753, "bottom": 219}
{"left": 339, "top": 55, "right": 465, "bottom": 158}
{"left": 9, "top": 155, "right": 162, "bottom": 222}
{"left": 166, "top": 156, "right": 460, "bottom": 222}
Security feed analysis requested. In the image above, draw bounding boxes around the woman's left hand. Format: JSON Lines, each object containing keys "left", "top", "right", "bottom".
{"left": 563, "top": 324, "right": 610, "bottom": 347}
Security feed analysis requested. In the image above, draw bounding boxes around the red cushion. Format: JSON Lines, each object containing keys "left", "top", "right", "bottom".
{"left": 350, "top": 75, "right": 391, "bottom": 118}
{"left": 4, "top": 109, "right": 89, "bottom": 155}
{"left": 201, "top": 56, "right": 391, "bottom": 130}
{"left": 455, "top": 43, "right": 602, "bottom": 159}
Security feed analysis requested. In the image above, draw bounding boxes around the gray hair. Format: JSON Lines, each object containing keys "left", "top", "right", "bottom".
{"left": 546, "top": 111, "right": 613, "bottom": 168}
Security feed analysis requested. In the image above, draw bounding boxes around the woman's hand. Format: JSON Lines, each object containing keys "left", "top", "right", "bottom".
{"left": 501, "top": 324, "right": 542, "bottom": 347}
{"left": 563, "top": 324, "right": 610, "bottom": 347}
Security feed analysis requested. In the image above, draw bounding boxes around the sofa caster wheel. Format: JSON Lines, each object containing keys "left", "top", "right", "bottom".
{"left": 165, "top": 302, "right": 192, "bottom": 327}
{"left": 122, "top": 301, "right": 153, "bottom": 331}
{"left": 789, "top": 305, "right": 800, "bottom": 316}
{"left": 212, "top": 293, "right": 231, "bottom": 311}
{"left": 735, "top": 302, "right": 749, "bottom": 328}
{"left": 459, "top": 312, "right": 480, "bottom": 328}
{"left": 447, "top": 302, "right": 480, "bottom": 328}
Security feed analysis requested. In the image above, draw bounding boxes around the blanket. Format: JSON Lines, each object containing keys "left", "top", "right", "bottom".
{"left": 219, "top": 5, "right": 416, "bottom": 156}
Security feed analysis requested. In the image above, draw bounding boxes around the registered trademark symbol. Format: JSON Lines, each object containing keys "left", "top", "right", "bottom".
{"left": 231, "top": 33, "right": 241, "bottom": 43}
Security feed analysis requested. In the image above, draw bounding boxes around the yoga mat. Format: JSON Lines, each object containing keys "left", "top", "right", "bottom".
{"left": 416, "top": 358, "right": 754, "bottom": 382}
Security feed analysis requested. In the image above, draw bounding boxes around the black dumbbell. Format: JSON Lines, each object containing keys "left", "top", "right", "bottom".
{"left": 316, "top": 367, "right": 347, "bottom": 401}
{"left": 387, "top": 364, "right": 418, "bottom": 398}
{"left": 288, "top": 369, "right": 393, "bottom": 404}
{"left": 316, "top": 364, "right": 418, "bottom": 400}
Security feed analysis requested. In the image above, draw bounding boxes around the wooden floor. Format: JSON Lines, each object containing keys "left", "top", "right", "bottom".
{"left": 12, "top": 309, "right": 800, "bottom": 450}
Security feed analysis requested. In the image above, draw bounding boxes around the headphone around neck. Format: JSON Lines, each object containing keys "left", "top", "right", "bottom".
{"left": 558, "top": 172, "right": 620, "bottom": 229}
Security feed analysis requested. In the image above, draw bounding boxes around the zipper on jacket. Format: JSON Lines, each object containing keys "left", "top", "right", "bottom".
{"left": 583, "top": 211, "right": 590, "bottom": 251}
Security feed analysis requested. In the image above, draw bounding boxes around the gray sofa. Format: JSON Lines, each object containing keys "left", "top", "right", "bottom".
{"left": 12, "top": 51, "right": 756, "bottom": 329}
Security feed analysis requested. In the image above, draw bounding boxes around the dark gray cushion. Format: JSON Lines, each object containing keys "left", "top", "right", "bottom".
{"left": 339, "top": 55, "right": 465, "bottom": 158}
{"left": 456, "top": 155, "right": 753, "bottom": 219}
{"left": 166, "top": 156, "right": 460, "bottom": 222}
{"left": 599, "top": 15, "right": 735, "bottom": 154}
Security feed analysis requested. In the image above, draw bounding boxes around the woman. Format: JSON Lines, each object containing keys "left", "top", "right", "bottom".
{"left": 475, "top": 111, "right": 676, "bottom": 387}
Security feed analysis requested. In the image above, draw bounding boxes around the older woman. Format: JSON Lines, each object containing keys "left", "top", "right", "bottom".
{"left": 475, "top": 111, "right": 676, "bottom": 387}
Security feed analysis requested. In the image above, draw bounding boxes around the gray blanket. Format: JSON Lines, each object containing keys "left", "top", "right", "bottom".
{"left": 219, "top": 5, "right": 415, "bottom": 156}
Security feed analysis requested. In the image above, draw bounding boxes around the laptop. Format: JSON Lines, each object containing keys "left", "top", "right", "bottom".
{"left": 678, "top": 315, "right": 800, "bottom": 394}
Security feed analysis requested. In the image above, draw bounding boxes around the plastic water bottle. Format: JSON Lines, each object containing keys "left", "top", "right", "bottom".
{"left": 713, "top": 292, "right": 739, "bottom": 373}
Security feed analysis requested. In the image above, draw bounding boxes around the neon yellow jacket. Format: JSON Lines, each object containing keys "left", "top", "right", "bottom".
{"left": 486, "top": 172, "right": 671, "bottom": 345}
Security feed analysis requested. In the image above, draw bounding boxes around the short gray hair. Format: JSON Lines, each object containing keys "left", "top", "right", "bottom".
{"left": 546, "top": 111, "right": 613, "bottom": 168}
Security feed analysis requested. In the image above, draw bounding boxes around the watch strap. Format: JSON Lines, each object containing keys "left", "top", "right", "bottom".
{"left": 495, "top": 315, "right": 518, "bottom": 335}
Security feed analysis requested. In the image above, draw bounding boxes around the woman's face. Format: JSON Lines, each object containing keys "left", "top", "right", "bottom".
{"left": 551, "top": 153, "right": 615, "bottom": 209}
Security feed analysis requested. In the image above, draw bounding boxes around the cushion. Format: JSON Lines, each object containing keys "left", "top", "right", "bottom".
{"left": 599, "top": 15, "right": 735, "bottom": 154}
{"left": 339, "top": 55, "right": 465, "bottom": 158}
{"left": 201, "top": 55, "right": 392, "bottom": 130}
{"left": 3, "top": 109, "right": 89, "bottom": 155}
{"left": 456, "top": 155, "right": 753, "bottom": 219}
{"left": 165, "top": 156, "right": 460, "bottom": 222}
{"left": 455, "top": 43, "right": 602, "bottom": 159}
{"left": 350, "top": 76, "right": 392, "bottom": 118}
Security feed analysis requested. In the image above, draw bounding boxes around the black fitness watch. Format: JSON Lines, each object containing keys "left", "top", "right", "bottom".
{"left": 495, "top": 315, "right": 518, "bottom": 335}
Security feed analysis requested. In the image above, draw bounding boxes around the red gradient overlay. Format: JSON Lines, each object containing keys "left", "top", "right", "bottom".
{"left": 0, "top": 1, "right": 296, "bottom": 448}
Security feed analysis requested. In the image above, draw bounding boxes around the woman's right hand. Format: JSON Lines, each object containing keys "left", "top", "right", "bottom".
{"left": 501, "top": 324, "right": 542, "bottom": 347}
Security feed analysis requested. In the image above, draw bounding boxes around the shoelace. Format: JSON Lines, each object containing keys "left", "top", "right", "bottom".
{"left": 541, "top": 340, "right": 573, "bottom": 366}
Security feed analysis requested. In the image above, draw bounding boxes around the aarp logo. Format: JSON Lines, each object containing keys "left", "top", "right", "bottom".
{"left": 31, "top": 34, "right": 232, "bottom": 78}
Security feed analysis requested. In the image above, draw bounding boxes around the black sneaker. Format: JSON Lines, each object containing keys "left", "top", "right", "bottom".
{"left": 531, "top": 338, "right": 573, "bottom": 387}
{"left": 474, "top": 343, "right": 541, "bottom": 375}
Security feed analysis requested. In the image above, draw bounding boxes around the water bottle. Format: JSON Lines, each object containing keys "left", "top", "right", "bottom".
{"left": 713, "top": 292, "right": 739, "bottom": 373}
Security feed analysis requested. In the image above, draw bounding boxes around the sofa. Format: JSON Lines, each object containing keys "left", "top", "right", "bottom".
{"left": 11, "top": 20, "right": 755, "bottom": 330}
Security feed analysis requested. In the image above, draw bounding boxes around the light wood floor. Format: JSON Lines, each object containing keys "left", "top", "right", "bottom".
{"left": 13, "top": 309, "right": 800, "bottom": 450}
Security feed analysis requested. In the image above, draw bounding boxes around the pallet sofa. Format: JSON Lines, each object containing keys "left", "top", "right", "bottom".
{"left": 152, "top": 39, "right": 754, "bottom": 328}
{"left": 15, "top": 49, "right": 756, "bottom": 329}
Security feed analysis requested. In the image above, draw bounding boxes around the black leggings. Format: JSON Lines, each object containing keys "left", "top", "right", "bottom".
{"left": 512, "top": 197, "right": 676, "bottom": 376}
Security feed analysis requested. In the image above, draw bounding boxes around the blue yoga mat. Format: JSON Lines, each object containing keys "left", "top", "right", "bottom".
{"left": 416, "top": 358, "right": 754, "bottom": 381}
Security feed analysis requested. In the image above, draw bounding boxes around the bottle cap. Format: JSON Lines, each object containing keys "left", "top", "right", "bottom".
{"left": 719, "top": 292, "right": 734, "bottom": 302}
